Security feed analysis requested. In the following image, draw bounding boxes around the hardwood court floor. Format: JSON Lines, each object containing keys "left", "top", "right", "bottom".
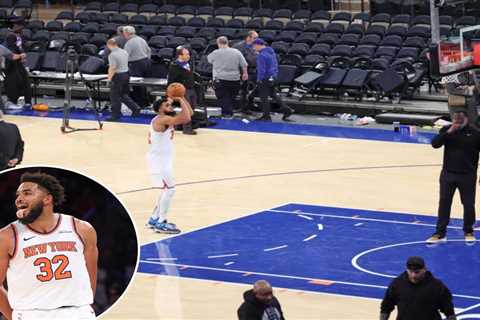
{"left": 5, "top": 114, "right": 468, "bottom": 320}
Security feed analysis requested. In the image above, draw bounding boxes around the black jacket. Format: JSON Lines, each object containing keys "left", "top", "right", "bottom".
{"left": 234, "top": 40, "right": 257, "bottom": 68}
{"left": 380, "top": 271, "right": 455, "bottom": 320}
{"left": 0, "top": 120, "right": 24, "bottom": 170}
{"left": 167, "top": 60, "right": 195, "bottom": 89}
{"left": 237, "top": 289, "right": 285, "bottom": 320}
{"left": 431, "top": 124, "right": 480, "bottom": 174}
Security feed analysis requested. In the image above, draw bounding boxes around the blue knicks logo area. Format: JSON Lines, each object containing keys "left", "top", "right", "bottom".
{"left": 139, "top": 204, "right": 480, "bottom": 318}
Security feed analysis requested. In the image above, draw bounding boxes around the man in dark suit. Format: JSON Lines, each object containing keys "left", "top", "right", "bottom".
{"left": 167, "top": 46, "right": 197, "bottom": 135}
{"left": 0, "top": 111, "right": 24, "bottom": 171}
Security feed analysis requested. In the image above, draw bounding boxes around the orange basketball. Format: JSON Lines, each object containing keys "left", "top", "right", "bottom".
{"left": 166, "top": 82, "right": 186, "bottom": 98}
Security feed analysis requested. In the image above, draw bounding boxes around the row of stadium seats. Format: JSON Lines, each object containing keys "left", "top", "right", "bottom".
{"left": 29, "top": 18, "right": 441, "bottom": 39}
{"left": 57, "top": 4, "right": 480, "bottom": 31}
{"left": 16, "top": 22, "right": 437, "bottom": 43}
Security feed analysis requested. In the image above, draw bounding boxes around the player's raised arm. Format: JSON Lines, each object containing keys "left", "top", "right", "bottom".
{"left": 154, "top": 97, "right": 192, "bottom": 129}
{"left": 0, "top": 227, "right": 14, "bottom": 320}
{"left": 75, "top": 219, "right": 98, "bottom": 297}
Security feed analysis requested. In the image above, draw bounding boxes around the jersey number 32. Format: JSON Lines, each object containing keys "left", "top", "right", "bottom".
{"left": 34, "top": 255, "right": 72, "bottom": 282}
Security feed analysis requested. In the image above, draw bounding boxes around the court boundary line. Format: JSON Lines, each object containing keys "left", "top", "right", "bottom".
{"left": 117, "top": 163, "right": 441, "bottom": 195}
{"left": 138, "top": 260, "right": 480, "bottom": 301}
{"left": 269, "top": 209, "right": 467, "bottom": 230}
{"left": 351, "top": 240, "right": 479, "bottom": 280}
{"left": 135, "top": 272, "right": 384, "bottom": 303}
{"left": 139, "top": 204, "right": 480, "bottom": 313}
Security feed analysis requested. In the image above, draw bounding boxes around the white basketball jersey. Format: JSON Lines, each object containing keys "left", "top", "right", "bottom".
{"left": 7, "top": 214, "right": 94, "bottom": 310}
{"left": 147, "top": 116, "right": 174, "bottom": 171}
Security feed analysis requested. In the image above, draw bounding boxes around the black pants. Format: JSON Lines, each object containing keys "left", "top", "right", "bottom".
{"left": 436, "top": 170, "right": 477, "bottom": 235}
{"left": 239, "top": 72, "right": 256, "bottom": 112}
{"left": 183, "top": 88, "right": 197, "bottom": 132}
{"left": 110, "top": 72, "right": 139, "bottom": 118}
{"left": 129, "top": 58, "right": 151, "bottom": 107}
{"left": 214, "top": 79, "right": 240, "bottom": 116}
{"left": 258, "top": 79, "right": 289, "bottom": 117}
{"left": 5, "top": 63, "right": 32, "bottom": 105}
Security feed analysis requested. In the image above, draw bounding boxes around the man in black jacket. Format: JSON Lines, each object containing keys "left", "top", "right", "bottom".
{"left": 4, "top": 17, "right": 32, "bottom": 108}
{"left": 380, "top": 256, "right": 456, "bottom": 320}
{"left": 428, "top": 110, "right": 480, "bottom": 243}
{"left": 167, "top": 46, "right": 196, "bottom": 135}
{"left": 233, "top": 30, "right": 258, "bottom": 115}
{"left": 238, "top": 280, "right": 285, "bottom": 320}
{"left": 0, "top": 111, "right": 24, "bottom": 171}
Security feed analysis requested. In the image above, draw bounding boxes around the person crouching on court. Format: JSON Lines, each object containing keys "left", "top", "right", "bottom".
{"left": 146, "top": 96, "right": 192, "bottom": 234}
{"left": 428, "top": 110, "right": 480, "bottom": 243}
{"left": 252, "top": 38, "right": 293, "bottom": 122}
{"left": 167, "top": 46, "right": 197, "bottom": 135}
{"left": 380, "top": 256, "right": 456, "bottom": 320}
{"left": 106, "top": 38, "right": 141, "bottom": 121}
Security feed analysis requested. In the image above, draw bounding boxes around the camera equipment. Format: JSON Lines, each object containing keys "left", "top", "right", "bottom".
{"left": 60, "top": 43, "right": 104, "bottom": 134}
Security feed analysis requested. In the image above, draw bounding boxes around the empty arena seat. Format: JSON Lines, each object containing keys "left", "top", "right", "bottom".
{"left": 304, "top": 22, "right": 323, "bottom": 33}
{"left": 176, "top": 5, "right": 196, "bottom": 19}
{"left": 292, "top": 9, "right": 311, "bottom": 22}
{"left": 311, "top": 10, "right": 330, "bottom": 27}
{"left": 295, "top": 32, "right": 318, "bottom": 45}
{"left": 272, "top": 9, "right": 292, "bottom": 24}
{"left": 380, "top": 35, "right": 403, "bottom": 47}
{"left": 309, "top": 43, "right": 331, "bottom": 57}
{"left": 371, "top": 13, "right": 391, "bottom": 28}
{"left": 265, "top": 19, "right": 284, "bottom": 30}
{"left": 233, "top": 7, "right": 253, "bottom": 22}
{"left": 338, "top": 33, "right": 360, "bottom": 46}
{"left": 391, "top": 14, "right": 411, "bottom": 28}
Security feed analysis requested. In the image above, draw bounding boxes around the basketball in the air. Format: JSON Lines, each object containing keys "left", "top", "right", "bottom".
{"left": 166, "top": 83, "right": 186, "bottom": 98}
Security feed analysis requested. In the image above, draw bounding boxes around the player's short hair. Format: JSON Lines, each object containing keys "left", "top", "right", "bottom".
{"left": 152, "top": 97, "right": 169, "bottom": 113}
{"left": 20, "top": 172, "right": 66, "bottom": 206}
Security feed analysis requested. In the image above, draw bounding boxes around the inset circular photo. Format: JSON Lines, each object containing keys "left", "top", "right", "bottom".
{"left": 0, "top": 166, "right": 139, "bottom": 320}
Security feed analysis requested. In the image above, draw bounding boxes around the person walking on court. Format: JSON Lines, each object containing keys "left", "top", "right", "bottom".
{"left": 428, "top": 110, "right": 480, "bottom": 243}
{"left": 105, "top": 38, "right": 141, "bottom": 121}
{"left": 123, "top": 26, "right": 152, "bottom": 108}
{"left": 252, "top": 38, "right": 292, "bottom": 122}
{"left": 4, "top": 17, "right": 32, "bottom": 109}
{"left": 237, "top": 280, "right": 285, "bottom": 320}
{"left": 207, "top": 36, "right": 248, "bottom": 118}
{"left": 0, "top": 110, "right": 24, "bottom": 171}
{"left": 167, "top": 46, "right": 197, "bottom": 135}
{"left": 233, "top": 30, "right": 259, "bottom": 115}
{"left": 380, "top": 256, "right": 456, "bottom": 320}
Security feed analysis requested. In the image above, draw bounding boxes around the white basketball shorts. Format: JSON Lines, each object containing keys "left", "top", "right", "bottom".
{"left": 13, "top": 305, "right": 95, "bottom": 320}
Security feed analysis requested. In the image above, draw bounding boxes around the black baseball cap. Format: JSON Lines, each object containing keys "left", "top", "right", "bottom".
{"left": 406, "top": 256, "right": 425, "bottom": 271}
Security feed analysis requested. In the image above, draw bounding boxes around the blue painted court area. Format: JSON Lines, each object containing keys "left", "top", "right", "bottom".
{"left": 139, "top": 204, "right": 480, "bottom": 317}
{"left": 7, "top": 109, "right": 435, "bottom": 144}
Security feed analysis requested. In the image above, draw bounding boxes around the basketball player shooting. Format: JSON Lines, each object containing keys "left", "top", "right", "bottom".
{"left": 146, "top": 83, "right": 193, "bottom": 234}
{"left": 0, "top": 172, "right": 98, "bottom": 320}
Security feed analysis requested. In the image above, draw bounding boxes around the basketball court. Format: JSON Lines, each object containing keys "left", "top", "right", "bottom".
{"left": 5, "top": 111, "right": 480, "bottom": 319}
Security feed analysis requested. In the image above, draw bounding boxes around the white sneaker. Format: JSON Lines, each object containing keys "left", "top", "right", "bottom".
{"left": 426, "top": 234, "right": 447, "bottom": 244}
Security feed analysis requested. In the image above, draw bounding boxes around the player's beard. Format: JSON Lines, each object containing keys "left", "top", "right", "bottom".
{"left": 165, "top": 111, "right": 176, "bottom": 116}
{"left": 18, "top": 202, "right": 44, "bottom": 225}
